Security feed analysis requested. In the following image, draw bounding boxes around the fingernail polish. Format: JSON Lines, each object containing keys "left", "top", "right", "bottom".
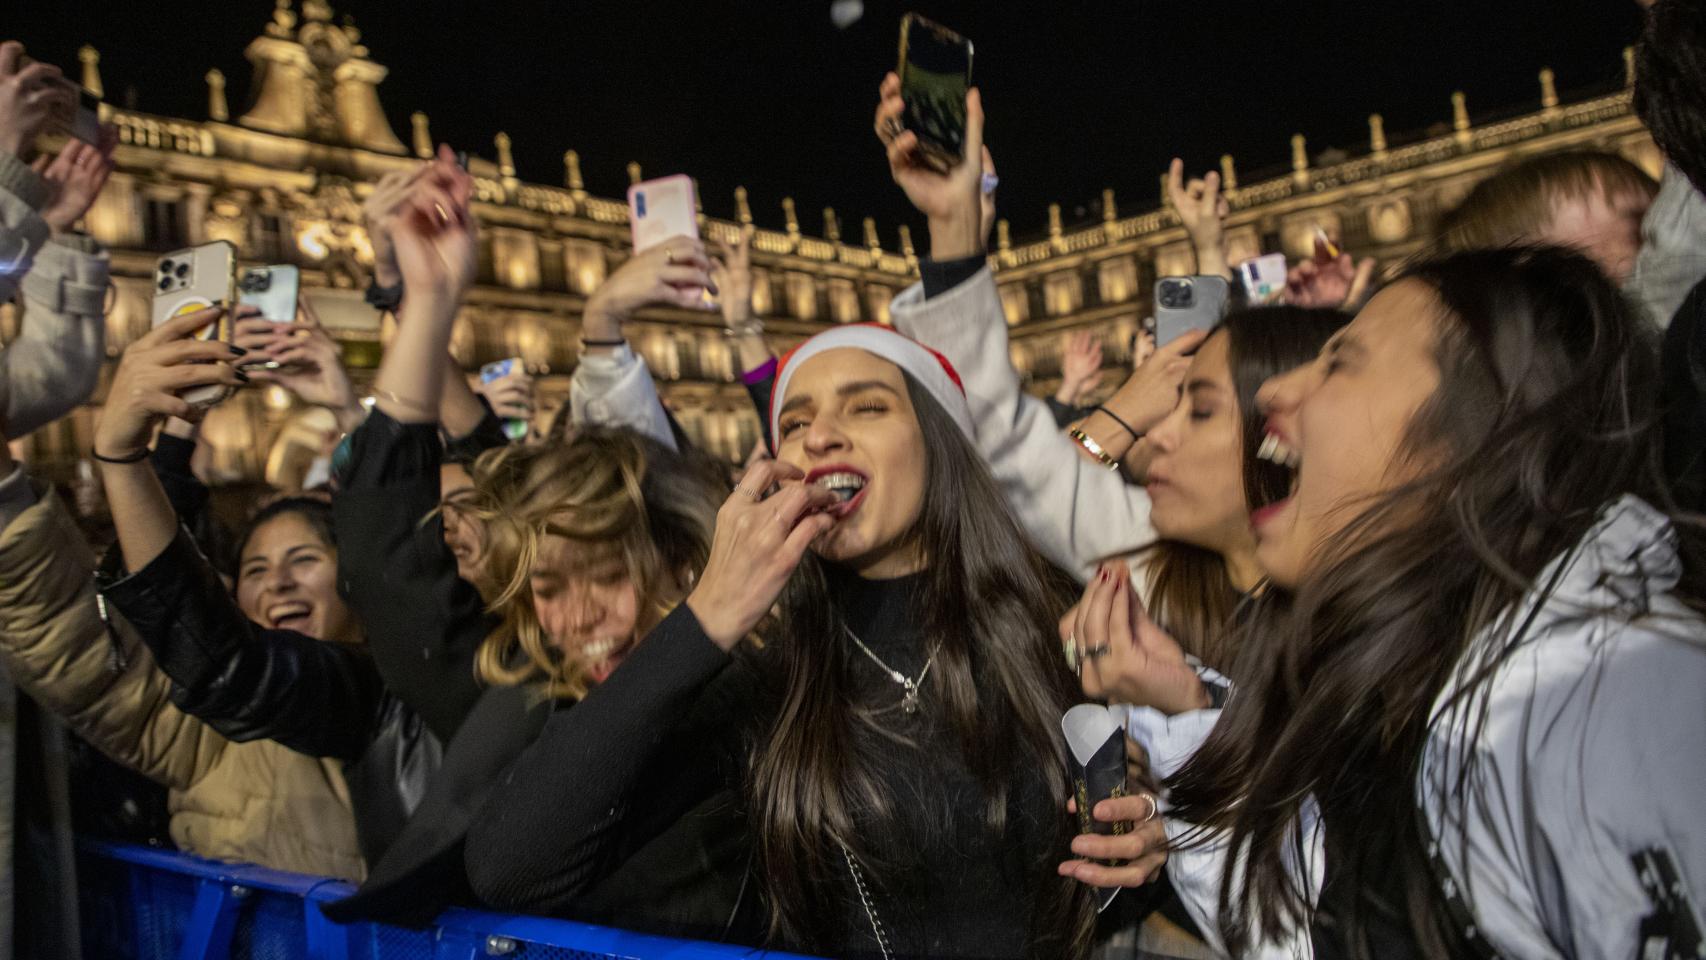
{"left": 234, "top": 370, "right": 250, "bottom": 383}
{"left": 228, "top": 345, "right": 247, "bottom": 356}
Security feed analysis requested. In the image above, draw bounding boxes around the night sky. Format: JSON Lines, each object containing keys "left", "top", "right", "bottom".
{"left": 12, "top": 0, "right": 1642, "bottom": 244}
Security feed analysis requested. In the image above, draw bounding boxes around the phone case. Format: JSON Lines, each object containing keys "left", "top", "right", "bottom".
{"left": 152, "top": 241, "right": 238, "bottom": 408}
{"left": 1154, "top": 276, "right": 1232, "bottom": 348}
{"left": 627, "top": 175, "right": 700, "bottom": 253}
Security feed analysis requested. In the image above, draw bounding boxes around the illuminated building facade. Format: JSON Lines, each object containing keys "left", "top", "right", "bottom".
{"left": 4, "top": 2, "right": 1659, "bottom": 487}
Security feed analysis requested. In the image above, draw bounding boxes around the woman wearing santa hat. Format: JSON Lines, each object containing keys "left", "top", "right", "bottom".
{"left": 466, "top": 315, "right": 1132, "bottom": 958}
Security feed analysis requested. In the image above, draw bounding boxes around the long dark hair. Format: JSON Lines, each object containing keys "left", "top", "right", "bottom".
{"left": 1138, "top": 306, "right": 1349, "bottom": 673}
{"left": 747, "top": 371, "right": 1095, "bottom": 956}
{"left": 1167, "top": 247, "right": 1706, "bottom": 958}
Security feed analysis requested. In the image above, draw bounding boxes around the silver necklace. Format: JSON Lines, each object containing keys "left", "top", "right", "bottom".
{"left": 843, "top": 626, "right": 939, "bottom": 714}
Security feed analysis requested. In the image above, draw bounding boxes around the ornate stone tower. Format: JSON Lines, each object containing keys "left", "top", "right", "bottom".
{"left": 237, "top": 0, "right": 406, "bottom": 154}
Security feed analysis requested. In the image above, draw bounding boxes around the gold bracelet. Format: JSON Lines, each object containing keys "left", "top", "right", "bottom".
{"left": 1069, "top": 428, "right": 1121, "bottom": 471}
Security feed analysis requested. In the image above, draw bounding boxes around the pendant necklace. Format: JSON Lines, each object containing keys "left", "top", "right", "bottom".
{"left": 843, "top": 625, "right": 939, "bottom": 714}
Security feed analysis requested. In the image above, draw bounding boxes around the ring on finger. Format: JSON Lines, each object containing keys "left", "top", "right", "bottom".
{"left": 666, "top": 248, "right": 676, "bottom": 265}
{"left": 1082, "top": 643, "right": 1111, "bottom": 660}
{"left": 734, "top": 484, "right": 762, "bottom": 501}
{"left": 1139, "top": 793, "right": 1159, "bottom": 823}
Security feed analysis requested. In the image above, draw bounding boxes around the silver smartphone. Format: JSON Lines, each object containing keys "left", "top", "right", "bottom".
{"left": 1154, "top": 276, "right": 1231, "bottom": 348}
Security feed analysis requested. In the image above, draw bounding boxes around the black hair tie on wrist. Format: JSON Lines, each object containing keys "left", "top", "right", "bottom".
{"left": 91, "top": 447, "right": 151, "bottom": 464}
{"left": 1093, "top": 405, "right": 1142, "bottom": 441}
{"left": 580, "top": 337, "right": 627, "bottom": 349}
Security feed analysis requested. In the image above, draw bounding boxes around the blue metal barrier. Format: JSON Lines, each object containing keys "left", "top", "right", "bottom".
{"left": 77, "top": 839, "right": 818, "bottom": 960}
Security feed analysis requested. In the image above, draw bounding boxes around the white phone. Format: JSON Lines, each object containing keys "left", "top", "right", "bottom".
{"left": 1237, "top": 253, "right": 1288, "bottom": 304}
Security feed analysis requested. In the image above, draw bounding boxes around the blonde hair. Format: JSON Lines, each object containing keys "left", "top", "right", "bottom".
{"left": 464, "top": 430, "right": 726, "bottom": 699}
{"left": 1433, "top": 150, "right": 1657, "bottom": 254}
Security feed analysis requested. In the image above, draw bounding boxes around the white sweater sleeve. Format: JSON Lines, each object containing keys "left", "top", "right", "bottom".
{"left": 889, "top": 268, "right": 1158, "bottom": 578}
{"left": 568, "top": 343, "right": 678, "bottom": 452}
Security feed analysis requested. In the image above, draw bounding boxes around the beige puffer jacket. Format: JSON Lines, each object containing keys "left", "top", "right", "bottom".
{"left": 0, "top": 484, "right": 365, "bottom": 881}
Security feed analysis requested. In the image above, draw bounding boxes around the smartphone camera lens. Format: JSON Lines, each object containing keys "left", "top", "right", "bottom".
{"left": 157, "top": 277, "right": 172, "bottom": 291}
{"left": 175, "top": 263, "right": 190, "bottom": 278}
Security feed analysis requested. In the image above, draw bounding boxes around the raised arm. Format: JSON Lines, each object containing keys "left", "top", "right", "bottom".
{"left": 332, "top": 149, "right": 498, "bottom": 741}
{"left": 872, "top": 74, "right": 1167, "bottom": 574}
{"left": 570, "top": 238, "right": 718, "bottom": 449}
{"left": 91, "top": 306, "right": 383, "bottom": 763}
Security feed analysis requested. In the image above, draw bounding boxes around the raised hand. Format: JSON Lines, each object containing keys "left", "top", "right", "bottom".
{"left": 1283, "top": 236, "right": 1377, "bottom": 311}
{"left": 1059, "top": 792, "right": 1169, "bottom": 888}
{"left": 1056, "top": 331, "right": 1105, "bottom": 407}
{"left": 363, "top": 164, "right": 428, "bottom": 288}
{"left": 392, "top": 145, "right": 478, "bottom": 307}
{"left": 0, "top": 43, "right": 73, "bottom": 160}
{"left": 582, "top": 237, "right": 717, "bottom": 344}
{"left": 241, "top": 301, "right": 362, "bottom": 432}
{"left": 875, "top": 71, "right": 986, "bottom": 260}
{"left": 684, "top": 459, "right": 838, "bottom": 650}
{"left": 475, "top": 364, "right": 536, "bottom": 424}
{"left": 93, "top": 306, "right": 246, "bottom": 460}
{"left": 33, "top": 127, "right": 116, "bottom": 234}
{"left": 712, "top": 224, "right": 757, "bottom": 329}
{"left": 1066, "top": 562, "right": 1208, "bottom": 715}
{"left": 1166, "top": 158, "right": 1231, "bottom": 280}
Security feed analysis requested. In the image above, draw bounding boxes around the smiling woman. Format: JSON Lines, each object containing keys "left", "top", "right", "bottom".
{"left": 232, "top": 497, "right": 361, "bottom": 644}
{"left": 466, "top": 324, "right": 1098, "bottom": 959}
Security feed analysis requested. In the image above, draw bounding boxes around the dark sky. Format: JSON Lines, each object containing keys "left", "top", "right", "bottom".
{"left": 12, "top": 0, "right": 1642, "bottom": 244}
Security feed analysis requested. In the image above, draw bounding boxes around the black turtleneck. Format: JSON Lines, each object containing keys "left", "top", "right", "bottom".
{"left": 464, "top": 568, "right": 1065, "bottom": 960}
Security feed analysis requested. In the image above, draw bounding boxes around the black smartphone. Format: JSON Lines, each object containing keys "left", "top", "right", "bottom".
{"left": 898, "top": 13, "right": 974, "bottom": 173}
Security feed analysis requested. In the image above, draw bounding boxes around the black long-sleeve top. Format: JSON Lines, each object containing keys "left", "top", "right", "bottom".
{"left": 466, "top": 569, "right": 1066, "bottom": 959}
{"left": 332, "top": 408, "right": 504, "bottom": 743}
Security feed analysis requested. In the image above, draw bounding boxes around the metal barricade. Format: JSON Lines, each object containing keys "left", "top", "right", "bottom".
{"left": 77, "top": 839, "right": 815, "bottom": 960}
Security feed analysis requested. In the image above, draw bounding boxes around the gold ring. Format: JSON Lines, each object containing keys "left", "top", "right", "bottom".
{"left": 666, "top": 248, "right": 676, "bottom": 265}
{"left": 1140, "top": 793, "right": 1158, "bottom": 823}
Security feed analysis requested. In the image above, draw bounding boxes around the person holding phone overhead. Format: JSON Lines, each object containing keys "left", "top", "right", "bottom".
{"left": 0, "top": 40, "right": 116, "bottom": 439}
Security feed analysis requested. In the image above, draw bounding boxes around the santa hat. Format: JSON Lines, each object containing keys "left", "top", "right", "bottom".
{"left": 769, "top": 324, "right": 974, "bottom": 450}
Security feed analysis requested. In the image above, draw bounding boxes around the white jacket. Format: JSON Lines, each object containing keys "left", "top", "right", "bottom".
{"left": 1127, "top": 495, "right": 1706, "bottom": 960}
{"left": 0, "top": 149, "right": 108, "bottom": 439}
{"left": 889, "top": 267, "right": 1157, "bottom": 578}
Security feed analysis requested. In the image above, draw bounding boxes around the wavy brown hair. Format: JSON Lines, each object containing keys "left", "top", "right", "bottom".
{"left": 1134, "top": 306, "right": 1349, "bottom": 673}
{"left": 467, "top": 429, "right": 727, "bottom": 698}
{"left": 747, "top": 372, "right": 1096, "bottom": 957}
{"left": 1166, "top": 247, "right": 1706, "bottom": 958}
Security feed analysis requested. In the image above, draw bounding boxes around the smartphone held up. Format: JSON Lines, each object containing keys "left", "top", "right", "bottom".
{"left": 897, "top": 13, "right": 974, "bottom": 172}
{"left": 150, "top": 241, "right": 238, "bottom": 409}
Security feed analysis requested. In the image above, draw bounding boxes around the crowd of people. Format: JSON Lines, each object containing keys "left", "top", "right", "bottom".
{"left": 2, "top": 3, "right": 1706, "bottom": 958}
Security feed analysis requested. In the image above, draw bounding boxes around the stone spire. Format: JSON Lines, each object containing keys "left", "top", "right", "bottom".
{"left": 1368, "top": 114, "right": 1387, "bottom": 157}
{"left": 239, "top": 0, "right": 407, "bottom": 154}
{"left": 78, "top": 46, "right": 103, "bottom": 98}
{"left": 1219, "top": 154, "right": 1237, "bottom": 190}
{"left": 734, "top": 186, "right": 753, "bottom": 225}
{"left": 206, "top": 69, "right": 229, "bottom": 121}
{"left": 410, "top": 112, "right": 431, "bottom": 158}
{"left": 1451, "top": 91, "right": 1472, "bottom": 148}
{"left": 626, "top": 161, "right": 642, "bottom": 185}
{"left": 1291, "top": 134, "right": 1309, "bottom": 186}
{"left": 564, "top": 150, "right": 584, "bottom": 193}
